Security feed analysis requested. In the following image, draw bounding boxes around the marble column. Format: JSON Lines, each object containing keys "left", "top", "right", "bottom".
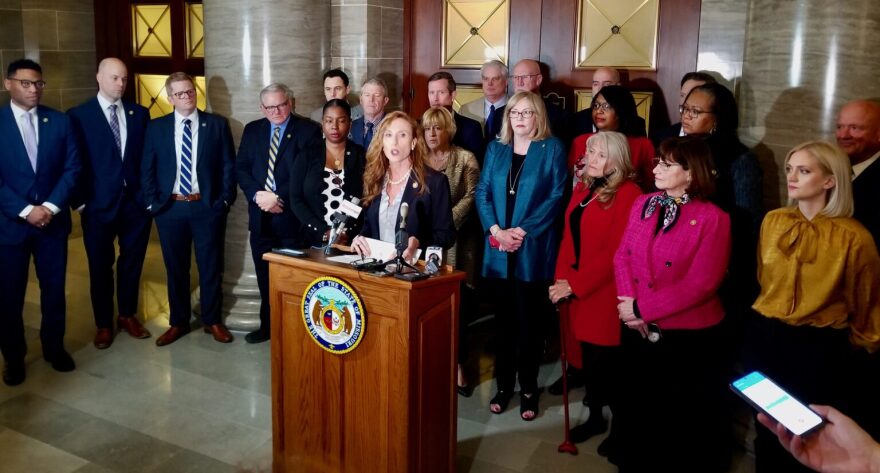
{"left": 203, "top": 0, "right": 330, "bottom": 331}
{"left": 737, "top": 0, "right": 880, "bottom": 209}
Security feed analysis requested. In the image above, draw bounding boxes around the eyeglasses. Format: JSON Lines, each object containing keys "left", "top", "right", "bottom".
{"left": 172, "top": 89, "right": 196, "bottom": 99}
{"left": 652, "top": 157, "right": 683, "bottom": 171}
{"left": 262, "top": 102, "right": 290, "bottom": 113}
{"left": 510, "top": 73, "right": 539, "bottom": 82}
{"left": 679, "top": 105, "right": 714, "bottom": 119}
{"left": 592, "top": 102, "right": 612, "bottom": 112}
{"left": 508, "top": 109, "right": 536, "bottom": 119}
{"left": 7, "top": 78, "right": 47, "bottom": 90}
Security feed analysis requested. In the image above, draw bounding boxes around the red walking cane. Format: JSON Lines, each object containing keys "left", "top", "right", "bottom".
{"left": 556, "top": 300, "right": 578, "bottom": 455}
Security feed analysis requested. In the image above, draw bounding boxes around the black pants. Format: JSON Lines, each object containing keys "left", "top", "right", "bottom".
{"left": 614, "top": 324, "right": 731, "bottom": 473}
{"left": 744, "top": 314, "right": 865, "bottom": 473}
{"left": 491, "top": 277, "right": 548, "bottom": 394}
{"left": 581, "top": 341, "right": 620, "bottom": 409}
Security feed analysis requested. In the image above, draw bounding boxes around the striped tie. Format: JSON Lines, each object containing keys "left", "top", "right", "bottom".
{"left": 265, "top": 126, "right": 280, "bottom": 191}
{"left": 109, "top": 104, "right": 122, "bottom": 155}
{"left": 180, "top": 119, "right": 193, "bottom": 196}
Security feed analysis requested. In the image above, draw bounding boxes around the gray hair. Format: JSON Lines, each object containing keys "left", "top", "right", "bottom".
{"left": 481, "top": 60, "right": 508, "bottom": 78}
{"left": 360, "top": 77, "right": 388, "bottom": 97}
{"left": 260, "top": 83, "right": 294, "bottom": 102}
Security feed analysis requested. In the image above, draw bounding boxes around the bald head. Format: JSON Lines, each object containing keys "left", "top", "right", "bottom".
{"left": 96, "top": 57, "right": 128, "bottom": 102}
{"left": 512, "top": 59, "right": 543, "bottom": 93}
{"left": 836, "top": 100, "right": 880, "bottom": 165}
{"left": 591, "top": 67, "right": 620, "bottom": 96}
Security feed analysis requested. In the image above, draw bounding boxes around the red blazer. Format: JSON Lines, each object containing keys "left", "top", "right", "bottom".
{"left": 555, "top": 181, "right": 641, "bottom": 346}
{"left": 614, "top": 193, "right": 731, "bottom": 330}
{"left": 568, "top": 133, "right": 655, "bottom": 192}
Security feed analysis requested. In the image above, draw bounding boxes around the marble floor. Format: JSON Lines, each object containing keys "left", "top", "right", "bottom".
{"left": 0, "top": 234, "right": 757, "bottom": 473}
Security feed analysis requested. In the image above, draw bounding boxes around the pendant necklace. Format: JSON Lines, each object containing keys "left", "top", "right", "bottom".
{"left": 508, "top": 159, "right": 526, "bottom": 195}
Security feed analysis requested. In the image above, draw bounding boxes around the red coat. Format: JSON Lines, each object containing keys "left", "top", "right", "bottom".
{"left": 555, "top": 180, "right": 642, "bottom": 346}
{"left": 568, "top": 133, "right": 655, "bottom": 192}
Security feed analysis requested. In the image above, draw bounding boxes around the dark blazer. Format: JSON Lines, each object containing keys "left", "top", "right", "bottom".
{"left": 854, "top": 157, "right": 880, "bottom": 249}
{"left": 236, "top": 114, "right": 321, "bottom": 237}
{"left": 475, "top": 137, "right": 568, "bottom": 282}
{"left": 360, "top": 169, "right": 456, "bottom": 251}
{"left": 350, "top": 114, "right": 384, "bottom": 148}
{"left": 0, "top": 105, "right": 80, "bottom": 244}
{"left": 141, "top": 110, "right": 237, "bottom": 215}
{"left": 453, "top": 112, "right": 484, "bottom": 162}
{"left": 544, "top": 98, "right": 568, "bottom": 139}
{"left": 290, "top": 140, "right": 366, "bottom": 246}
{"left": 68, "top": 98, "right": 150, "bottom": 219}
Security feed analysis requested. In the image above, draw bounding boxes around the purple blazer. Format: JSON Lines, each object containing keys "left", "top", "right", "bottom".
{"left": 614, "top": 192, "right": 731, "bottom": 330}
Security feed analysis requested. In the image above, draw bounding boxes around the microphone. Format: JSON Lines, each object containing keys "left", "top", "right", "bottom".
{"left": 325, "top": 196, "right": 362, "bottom": 254}
{"left": 399, "top": 202, "right": 409, "bottom": 229}
{"left": 395, "top": 202, "right": 410, "bottom": 257}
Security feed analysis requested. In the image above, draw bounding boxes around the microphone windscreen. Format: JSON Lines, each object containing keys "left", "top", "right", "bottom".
{"left": 400, "top": 202, "right": 409, "bottom": 219}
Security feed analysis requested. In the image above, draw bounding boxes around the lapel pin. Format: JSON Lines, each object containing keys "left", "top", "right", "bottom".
{"left": 287, "top": 134, "right": 291, "bottom": 139}
{"left": 689, "top": 219, "right": 697, "bottom": 226}
{"left": 42, "top": 117, "right": 48, "bottom": 123}
{"left": 346, "top": 151, "right": 350, "bottom": 156}
{"left": 202, "top": 122, "right": 206, "bottom": 127}
{"left": 412, "top": 182, "right": 418, "bottom": 189}
{"left": 128, "top": 110, "right": 134, "bottom": 115}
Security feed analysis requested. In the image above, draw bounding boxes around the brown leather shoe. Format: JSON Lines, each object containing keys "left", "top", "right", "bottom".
{"left": 94, "top": 328, "right": 114, "bottom": 349}
{"left": 203, "top": 324, "right": 233, "bottom": 343}
{"left": 155, "top": 326, "right": 191, "bottom": 346}
{"left": 118, "top": 316, "right": 151, "bottom": 339}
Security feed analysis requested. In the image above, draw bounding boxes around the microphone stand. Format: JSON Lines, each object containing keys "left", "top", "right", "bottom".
{"left": 391, "top": 204, "right": 421, "bottom": 275}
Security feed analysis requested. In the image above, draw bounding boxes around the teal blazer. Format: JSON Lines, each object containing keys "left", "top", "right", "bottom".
{"left": 475, "top": 137, "right": 567, "bottom": 281}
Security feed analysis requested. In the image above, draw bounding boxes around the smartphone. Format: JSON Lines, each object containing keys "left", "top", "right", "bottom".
{"left": 730, "top": 371, "right": 825, "bottom": 436}
{"left": 272, "top": 248, "right": 306, "bottom": 257}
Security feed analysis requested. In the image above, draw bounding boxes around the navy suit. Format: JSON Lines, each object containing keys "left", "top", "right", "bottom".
{"left": 453, "top": 112, "right": 485, "bottom": 166}
{"left": 236, "top": 114, "right": 321, "bottom": 329}
{"left": 0, "top": 104, "right": 80, "bottom": 361}
{"left": 141, "top": 110, "right": 236, "bottom": 327}
{"left": 350, "top": 114, "right": 384, "bottom": 148}
{"left": 68, "top": 98, "right": 152, "bottom": 329}
{"left": 359, "top": 169, "right": 456, "bottom": 252}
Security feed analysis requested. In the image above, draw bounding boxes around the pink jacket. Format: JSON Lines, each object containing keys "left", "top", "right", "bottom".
{"left": 614, "top": 193, "right": 731, "bottom": 330}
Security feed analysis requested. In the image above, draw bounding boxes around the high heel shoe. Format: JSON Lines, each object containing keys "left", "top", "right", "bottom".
{"left": 520, "top": 391, "right": 540, "bottom": 421}
{"left": 489, "top": 390, "right": 513, "bottom": 414}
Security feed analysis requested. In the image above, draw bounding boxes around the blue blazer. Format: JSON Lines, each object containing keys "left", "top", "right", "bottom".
{"left": 0, "top": 105, "right": 81, "bottom": 244}
{"left": 360, "top": 169, "right": 456, "bottom": 252}
{"left": 141, "top": 110, "right": 236, "bottom": 215}
{"left": 68, "top": 98, "right": 150, "bottom": 220}
{"left": 475, "top": 137, "right": 567, "bottom": 281}
{"left": 235, "top": 114, "right": 321, "bottom": 237}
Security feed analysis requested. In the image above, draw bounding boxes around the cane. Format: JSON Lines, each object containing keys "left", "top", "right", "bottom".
{"left": 556, "top": 299, "right": 578, "bottom": 455}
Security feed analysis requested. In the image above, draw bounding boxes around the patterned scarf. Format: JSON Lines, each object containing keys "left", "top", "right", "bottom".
{"left": 642, "top": 192, "right": 691, "bottom": 233}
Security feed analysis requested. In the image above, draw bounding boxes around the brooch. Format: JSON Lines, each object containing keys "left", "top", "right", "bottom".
{"left": 689, "top": 219, "right": 697, "bottom": 226}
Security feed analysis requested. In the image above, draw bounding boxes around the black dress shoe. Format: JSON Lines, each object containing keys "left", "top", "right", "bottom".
{"left": 2, "top": 360, "right": 25, "bottom": 386}
{"left": 570, "top": 416, "right": 608, "bottom": 443}
{"left": 245, "top": 328, "right": 270, "bottom": 344}
{"left": 44, "top": 350, "right": 75, "bottom": 372}
{"left": 547, "top": 365, "right": 585, "bottom": 395}
{"left": 457, "top": 384, "right": 474, "bottom": 398}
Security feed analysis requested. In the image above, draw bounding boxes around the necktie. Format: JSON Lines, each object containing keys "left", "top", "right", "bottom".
{"left": 365, "top": 122, "right": 374, "bottom": 146}
{"left": 180, "top": 119, "right": 193, "bottom": 195}
{"left": 485, "top": 104, "right": 496, "bottom": 138}
{"left": 21, "top": 112, "right": 38, "bottom": 172}
{"left": 108, "top": 104, "right": 122, "bottom": 156}
{"left": 265, "top": 126, "right": 280, "bottom": 191}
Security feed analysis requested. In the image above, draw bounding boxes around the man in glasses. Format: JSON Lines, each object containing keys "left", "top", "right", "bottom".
{"left": 0, "top": 58, "right": 81, "bottom": 385}
{"left": 141, "top": 72, "right": 237, "bottom": 346}
{"left": 68, "top": 57, "right": 153, "bottom": 350}
{"left": 235, "top": 83, "right": 321, "bottom": 343}
{"left": 510, "top": 59, "right": 567, "bottom": 138}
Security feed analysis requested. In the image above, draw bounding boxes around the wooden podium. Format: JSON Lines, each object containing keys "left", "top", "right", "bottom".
{"left": 265, "top": 251, "right": 464, "bottom": 473}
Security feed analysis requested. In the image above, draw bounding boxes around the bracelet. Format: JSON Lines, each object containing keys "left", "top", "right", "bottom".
{"left": 490, "top": 225, "right": 500, "bottom": 237}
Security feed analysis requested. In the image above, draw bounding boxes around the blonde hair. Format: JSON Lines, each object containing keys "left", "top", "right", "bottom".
{"left": 785, "top": 140, "right": 853, "bottom": 218}
{"left": 421, "top": 106, "right": 457, "bottom": 140}
{"left": 164, "top": 71, "right": 196, "bottom": 96}
{"left": 583, "top": 131, "right": 635, "bottom": 204}
{"left": 497, "top": 91, "right": 550, "bottom": 144}
{"left": 361, "top": 111, "right": 429, "bottom": 206}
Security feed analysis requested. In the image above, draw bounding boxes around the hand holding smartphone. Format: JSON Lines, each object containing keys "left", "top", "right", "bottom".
{"left": 731, "top": 371, "right": 825, "bottom": 437}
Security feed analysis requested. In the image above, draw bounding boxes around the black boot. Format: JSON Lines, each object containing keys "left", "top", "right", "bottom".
{"left": 570, "top": 409, "right": 608, "bottom": 443}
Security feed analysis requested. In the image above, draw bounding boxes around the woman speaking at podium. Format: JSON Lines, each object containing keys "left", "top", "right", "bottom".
{"left": 350, "top": 111, "right": 455, "bottom": 261}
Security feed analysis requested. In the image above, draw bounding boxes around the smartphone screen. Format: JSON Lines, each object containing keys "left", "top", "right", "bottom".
{"left": 731, "top": 371, "right": 824, "bottom": 436}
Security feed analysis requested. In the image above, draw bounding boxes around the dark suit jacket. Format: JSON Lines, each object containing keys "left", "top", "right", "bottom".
{"left": 290, "top": 140, "right": 366, "bottom": 246}
{"left": 68, "top": 98, "right": 150, "bottom": 220}
{"left": 141, "top": 110, "right": 236, "bottom": 215}
{"left": 544, "top": 98, "right": 568, "bottom": 139}
{"left": 453, "top": 112, "right": 484, "bottom": 163}
{"left": 350, "top": 114, "right": 384, "bottom": 148}
{"left": 0, "top": 105, "right": 81, "bottom": 244}
{"left": 854, "top": 157, "right": 880, "bottom": 249}
{"left": 235, "top": 115, "right": 321, "bottom": 238}
{"left": 360, "top": 169, "right": 456, "bottom": 251}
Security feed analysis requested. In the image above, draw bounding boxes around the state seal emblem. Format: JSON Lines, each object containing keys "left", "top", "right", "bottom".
{"left": 301, "top": 277, "right": 365, "bottom": 354}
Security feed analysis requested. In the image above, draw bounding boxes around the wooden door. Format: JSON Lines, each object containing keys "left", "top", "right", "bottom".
{"left": 403, "top": 0, "right": 702, "bottom": 134}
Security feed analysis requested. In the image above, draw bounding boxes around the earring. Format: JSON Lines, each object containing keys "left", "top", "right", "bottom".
{"left": 710, "top": 123, "right": 717, "bottom": 134}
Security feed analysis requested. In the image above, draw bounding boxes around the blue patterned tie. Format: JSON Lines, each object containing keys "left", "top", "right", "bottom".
{"left": 109, "top": 104, "right": 122, "bottom": 155}
{"left": 485, "top": 104, "right": 496, "bottom": 138}
{"left": 180, "top": 119, "right": 193, "bottom": 196}
{"left": 265, "top": 126, "right": 280, "bottom": 191}
{"left": 365, "top": 122, "right": 374, "bottom": 146}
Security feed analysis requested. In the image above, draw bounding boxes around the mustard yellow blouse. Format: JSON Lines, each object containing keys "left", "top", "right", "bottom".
{"left": 753, "top": 207, "right": 880, "bottom": 352}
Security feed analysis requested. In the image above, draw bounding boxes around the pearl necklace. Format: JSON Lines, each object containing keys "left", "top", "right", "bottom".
{"left": 386, "top": 169, "right": 411, "bottom": 186}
